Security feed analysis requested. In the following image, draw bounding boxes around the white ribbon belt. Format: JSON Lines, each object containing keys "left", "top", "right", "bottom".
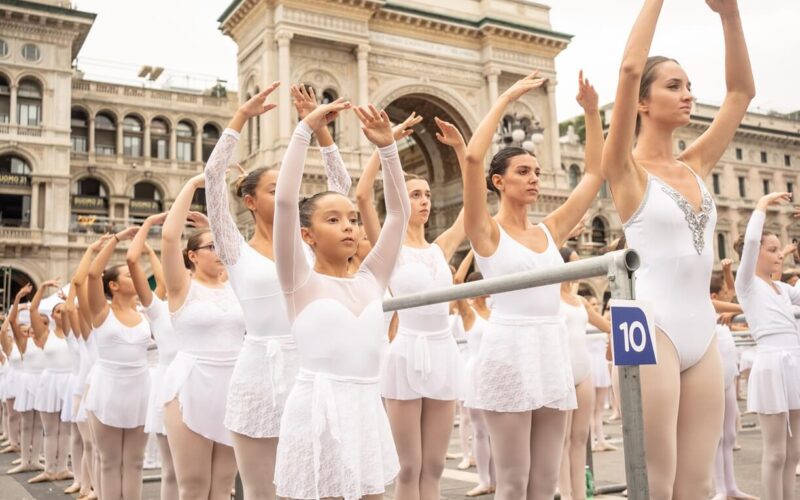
{"left": 245, "top": 335, "right": 295, "bottom": 406}
{"left": 95, "top": 358, "right": 149, "bottom": 377}
{"left": 399, "top": 327, "right": 453, "bottom": 380}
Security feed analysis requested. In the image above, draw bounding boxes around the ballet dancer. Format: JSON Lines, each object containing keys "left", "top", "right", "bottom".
{"left": 273, "top": 99, "right": 408, "bottom": 499}
{"left": 460, "top": 69, "right": 604, "bottom": 499}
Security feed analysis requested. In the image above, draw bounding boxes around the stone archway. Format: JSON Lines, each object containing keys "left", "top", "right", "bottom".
{"left": 377, "top": 93, "right": 472, "bottom": 244}
{"left": 0, "top": 266, "right": 36, "bottom": 312}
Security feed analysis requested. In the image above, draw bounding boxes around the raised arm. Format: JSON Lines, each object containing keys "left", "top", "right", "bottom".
{"left": 29, "top": 279, "right": 59, "bottom": 341}
{"left": 544, "top": 71, "right": 605, "bottom": 246}
{"left": 162, "top": 174, "right": 204, "bottom": 310}
{"left": 126, "top": 213, "right": 166, "bottom": 308}
{"left": 9, "top": 284, "right": 31, "bottom": 353}
{"left": 291, "top": 84, "right": 352, "bottom": 195}
{"left": 354, "top": 105, "right": 411, "bottom": 288}
{"left": 0, "top": 313, "right": 11, "bottom": 357}
{"left": 453, "top": 251, "right": 475, "bottom": 325}
{"left": 87, "top": 226, "right": 139, "bottom": 325}
{"left": 63, "top": 285, "right": 84, "bottom": 340}
{"left": 432, "top": 117, "right": 467, "bottom": 261}
{"left": 735, "top": 193, "right": 790, "bottom": 295}
{"left": 583, "top": 296, "right": 611, "bottom": 334}
{"left": 720, "top": 258, "right": 736, "bottom": 296}
{"left": 356, "top": 112, "right": 421, "bottom": 246}
{"left": 463, "top": 71, "right": 546, "bottom": 256}
{"left": 145, "top": 244, "right": 166, "bottom": 300}
{"left": 680, "top": 0, "right": 755, "bottom": 176}
{"left": 602, "top": 0, "right": 663, "bottom": 198}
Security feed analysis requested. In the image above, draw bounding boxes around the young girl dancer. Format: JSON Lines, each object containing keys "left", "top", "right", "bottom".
{"left": 126, "top": 212, "right": 179, "bottom": 500}
{"left": 84, "top": 226, "right": 151, "bottom": 500}
{"left": 357, "top": 111, "right": 466, "bottom": 500}
{"left": 0, "top": 307, "right": 21, "bottom": 456}
{"left": 461, "top": 69, "right": 604, "bottom": 499}
{"left": 29, "top": 281, "right": 73, "bottom": 484}
{"left": 273, "top": 99, "right": 408, "bottom": 499}
{"left": 558, "top": 247, "right": 611, "bottom": 500}
{"left": 205, "top": 83, "right": 351, "bottom": 500}
{"left": 161, "top": 172, "right": 245, "bottom": 500}
{"left": 8, "top": 285, "right": 45, "bottom": 474}
{"left": 602, "top": 0, "right": 754, "bottom": 495}
{"left": 735, "top": 192, "right": 800, "bottom": 499}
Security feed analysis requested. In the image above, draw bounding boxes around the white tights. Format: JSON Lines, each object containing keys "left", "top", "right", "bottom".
{"left": 157, "top": 433, "right": 179, "bottom": 500}
{"left": 4, "top": 399, "right": 20, "bottom": 448}
{"left": 713, "top": 383, "right": 750, "bottom": 498}
{"left": 559, "top": 378, "right": 594, "bottom": 500}
{"left": 76, "top": 414, "right": 95, "bottom": 496}
{"left": 457, "top": 401, "right": 473, "bottom": 462}
{"left": 230, "top": 432, "right": 278, "bottom": 500}
{"left": 40, "top": 411, "right": 70, "bottom": 473}
{"left": 88, "top": 413, "right": 149, "bottom": 500}
{"left": 468, "top": 408, "right": 494, "bottom": 489}
{"left": 759, "top": 411, "right": 800, "bottom": 500}
{"left": 19, "top": 410, "right": 43, "bottom": 466}
{"left": 591, "top": 387, "right": 611, "bottom": 446}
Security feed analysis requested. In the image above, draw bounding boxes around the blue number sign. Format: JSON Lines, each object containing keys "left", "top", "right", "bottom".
{"left": 610, "top": 299, "right": 657, "bottom": 366}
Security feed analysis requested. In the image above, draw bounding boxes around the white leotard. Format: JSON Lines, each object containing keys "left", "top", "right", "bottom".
{"left": 35, "top": 333, "right": 72, "bottom": 413}
{"left": 622, "top": 165, "right": 717, "bottom": 371}
{"left": 559, "top": 299, "right": 592, "bottom": 385}
{"left": 14, "top": 338, "right": 45, "bottom": 412}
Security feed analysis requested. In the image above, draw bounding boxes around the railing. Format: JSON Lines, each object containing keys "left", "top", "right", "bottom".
{"left": 384, "top": 249, "right": 647, "bottom": 498}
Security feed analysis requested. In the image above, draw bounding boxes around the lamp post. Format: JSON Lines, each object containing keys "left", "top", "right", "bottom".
{"left": 492, "top": 114, "right": 545, "bottom": 154}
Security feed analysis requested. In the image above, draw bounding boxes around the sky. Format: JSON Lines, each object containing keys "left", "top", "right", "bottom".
{"left": 72, "top": 0, "right": 800, "bottom": 122}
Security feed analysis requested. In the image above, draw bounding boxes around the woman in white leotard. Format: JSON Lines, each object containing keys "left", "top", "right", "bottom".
{"left": 28, "top": 281, "right": 73, "bottom": 484}
{"left": 557, "top": 247, "right": 611, "bottom": 500}
{"left": 602, "top": 1, "right": 754, "bottom": 496}
{"left": 584, "top": 295, "right": 614, "bottom": 452}
{"left": 161, "top": 172, "right": 245, "bottom": 500}
{"left": 735, "top": 192, "right": 800, "bottom": 499}
{"left": 8, "top": 286, "right": 45, "bottom": 474}
{"left": 125, "top": 212, "right": 179, "bottom": 500}
{"left": 273, "top": 100, "right": 408, "bottom": 499}
{"left": 84, "top": 226, "right": 151, "bottom": 500}
{"left": 0, "top": 309, "right": 21, "bottom": 455}
{"left": 357, "top": 112, "right": 467, "bottom": 499}
{"left": 203, "top": 84, "right": 351, "bottom": 500}
{"left": 460, "top": 69, "right": 604, "bottom": 499}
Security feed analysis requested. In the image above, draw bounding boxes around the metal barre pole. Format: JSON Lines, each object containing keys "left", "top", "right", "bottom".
{"left": 383, "top": 249, "right": 640, "bottom": 312}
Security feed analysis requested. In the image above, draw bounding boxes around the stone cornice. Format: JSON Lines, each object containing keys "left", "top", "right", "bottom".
{"left": 0, "top": 0, "right": 94, "bottom": 58}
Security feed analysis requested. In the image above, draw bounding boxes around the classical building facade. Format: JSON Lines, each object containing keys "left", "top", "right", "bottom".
{"left": 1, "top": 0, "right": 799, "bottom": 309}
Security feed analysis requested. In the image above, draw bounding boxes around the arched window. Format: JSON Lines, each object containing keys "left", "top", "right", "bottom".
{"left": 95, "top": 112, "right": 116, "bottom": 155}
{"left": 70, "top": 108, "right": 88, "bottom": 153}
{"left": 591, "top": 217, "right": 608, "bottom": 245}
{"left": 202, "top": 124, "right": 220, "bottom": 162}
{"left": 191, "top": 188, "right": 206, "bottom": 213}
{"left": 176, "top": 121, "right": 194, "bottom": 162}
{"left": 71, "top": 176, "right": 110, "bottom": 232}
{"left": 0, "top": 75, "right": 10, "bottom": 123}
{"left": 130, "top": 181, "right": 162, "bottom": 219}
{"left": 322, "top": 89, "right": 337, "bottom": 140}
{"left": 122, "top": 115, "right": 143, "bottom": 157}
{"left": 568, "top": 164, "right": 581, "bottom": 189}
{"left": 17, "top": 78, "right": 42, "bottom": 126}
{"left": 717, "top": 233, "right": 727, "bottom": 260}
{"left": 0, "top": 154, "right": 32, "bottom": 228}
{"left": 150, "top": 118, "right": 169, "bottom": 159}
{"left": 244, "top": 93, "right": 253, "bottom": 154}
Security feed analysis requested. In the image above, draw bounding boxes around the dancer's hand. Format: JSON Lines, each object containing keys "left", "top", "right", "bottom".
{"left": 15, "top": 283, "right": 32, "bottom": 301}
{"left": 291, "top": 85, "right": 319, "bottom": 122}
{"left": 145, "top": 212, "right": 168, "bottom": 226}
{"left": 756, "top": 192, "right": 791, "bottom": 211}
{"left": 303, "top": 97, "right": 351, "bottom": 132}
{"left": 434, "top": 117, "right": 465, "bottom": 149}
{"left": 237, "top": 82, "right": 279, "bottom": 119}
{"left": 576, "top": 70, "right": 599, "bottom": 114}
{"left": 501, "top": 71, "right": 547, "bottom": 102}
{"left": 186, "top": 211, "right": 210, "bottom": 229}
{"left": 89, "top": 233, "right": 114, "bottom": 252}
{"left": 40, "top": 278, "right": 60, "bottom": 289}
{"left": 393, "top": 112, "right": 422, "bottom": 141}
{"left": 706, "top": 0, "right": 739, "bottom": 17}
{"left": 717, "top": 311, "right": 737, "bottom": 326}
{"left": 720, "top": 258, "right": 733, "bottom": 272}
{"left": 114, "top": 226, "right": 140, "bottom": 242}
{"left": 353, "top": 105, "right": 394, "bottom": 148}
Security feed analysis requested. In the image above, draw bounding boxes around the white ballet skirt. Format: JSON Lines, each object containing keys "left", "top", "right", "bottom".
{"left": 60, "top": 334, "right": 82, "bottom": 422}
{"left": 14, "top": 340, "right": 45, "bottom": 412}
{"left": 143, "top": 297, "right": 179, "bottom": 435}
{"left": 462, "top": 313, "right": 486, "bottom": 407}
{"left": 560, "top": 300, "right": 592, "bottom": 385}
{"left": 739, "top": 347, "right": 755, "bottom": 372}
{"left": 160, "top": 280, "right": 244, "bottom": 446}
{"left": 83, "top": 311, "right": 151, "bottom": 428}
{"left": 74, "top": 334, "right": 98, "bottom": 423}
{"left": 381, "top": 245, "right": 462, "bottom": 401}
{"left": 587, "top": 334, "right": 611, "bottom": 388}
{"left": 34, "top": 334, "right": 73, "bottom": 413}
{"left": 746, "top": 334, "right": 800, "bottom": 415}
{"left": 2, "top": 343, "right": 22, "bottom": 401}
{"left": 716, "top": 324, "right": 739, "bottom": 389}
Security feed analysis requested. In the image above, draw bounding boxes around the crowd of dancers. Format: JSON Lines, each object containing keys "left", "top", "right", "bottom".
{"left": 1, "top": 0, "right": 799, "bottom": 499}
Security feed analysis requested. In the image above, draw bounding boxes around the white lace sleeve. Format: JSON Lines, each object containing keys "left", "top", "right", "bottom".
{"left": 320, "top": 143, "right": 352, "bottom": 195}
{"left": 204, "top": 129, "right": 245, "bottom": 266}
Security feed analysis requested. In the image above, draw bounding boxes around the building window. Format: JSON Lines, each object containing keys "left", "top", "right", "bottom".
{"left": 0, "top": 154, "right": 32, "bottom": 227}
{"left": 70, "top": 108, "right": 88, "bottom": 153}
{"left": 130, "top": 181, "right": 162, "bottom": 220}
{"left": 735, "top": 148, "right": 743, "bottom": 160}
{"left": 176, "top": 121, "right": 194, "bottom": 162}
{"left": 202, "top": 124, "right": 220, "bottom": 162}
{"left": 786, "top": 155, "right": 792, "bottom": 167}
{"left": 244, "top": 94, "right": 253, "bottom": 154}
{"left": 763, "top": 179, "right": 770, "bottom": 195}
{"left": 0, "top": 75, "right": 9, "bottom": 123}
{"left": 717, "top": 233, "right": 727, "bottom": 260}
{"left": 712, "top": 173, "right": 721, "bottom": 195}
{"left": 150, "top": 118, "right": 169, "bottom": 159}
{"left": 738, "top": 176, "right": 746, "bottom": 198}
{"left": 761, "top": 151, "right": 768, "bottom": 164}
{"left": 678, "top": 140, "right": 686, "bottom": 151}
{"left": 254, "top": 88, "right": 261, "bottom": 150}
{"left": 95, "top": 112, "right": 116, "bottom": 155}
{"left": 72, "top": 177, "right": 110, "bottom": 232}
{"left": 322, "top": 89, "right": 337, "bottom": 140}
{"left": 591, "top": 217, "right": 607, "bottom": 245}
{"left": 21, "top": 43, "right": 40, "bottom": 62}
{"left": 568, "top": 164, "right": 581, "bottom": 189}
{"left": 788, "top": 182, "right": 794, "bottom": 196}
{"left": 17, "top": 78, "right": 42, "bottom": 126}
{"left": 0, "top": 40, "right": 7, "bottom": 58}
{"left": 191, "top": 188, "right": 206, "bottom": 213}
{"left": 122, "top": 115, "right": 143, "bottom": 157}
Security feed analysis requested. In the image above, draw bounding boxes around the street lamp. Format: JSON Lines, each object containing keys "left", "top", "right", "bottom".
{"left": 493, "top": 114, "right": 545, "bottom": 154}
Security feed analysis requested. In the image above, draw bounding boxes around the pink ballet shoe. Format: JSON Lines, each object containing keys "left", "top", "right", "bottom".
{"left": 7, "top": 462, "right": 38, "bottom": 474}
{"left": 727, "top": 492, "right": 759, "bottom": 500}
{"left": 592, "top": 442, "right": 618, "bottom": 452}
{"left": 55, "top": 469, "right": 74, "bottom": 480}
{"left": 64, "top": 482, "right": 81, "bottom": 494}
{"left": 466, "top": 485, "right": 495, "bottom": 497}
{"left": 11, "top": 457, "right": 21, "bottom": 465}
{"left": 733, "top": 441, "right": 742, "bottom": 451}
{"left": 0, "top": 444, "right": 19, "bottom": 454}
{"left": 28, "top": 471, "right": 56, "bottom": 483}
{"left": 457, "top": 457, "right": 472, "bottom": 470}
{"left": 446, "top": 452, "right": 462, "bottom": 460}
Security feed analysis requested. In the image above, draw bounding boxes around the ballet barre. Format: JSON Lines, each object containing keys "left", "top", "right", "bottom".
{"left": 384, "top": 249, "right": 647, "bottom": 499}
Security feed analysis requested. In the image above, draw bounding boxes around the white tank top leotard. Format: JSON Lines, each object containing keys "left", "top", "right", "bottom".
{"left": 559, "top": 299, "right": 592, "bottom": 385}
{"left": 622, "top": 164, "right": 717, "bottom": 371}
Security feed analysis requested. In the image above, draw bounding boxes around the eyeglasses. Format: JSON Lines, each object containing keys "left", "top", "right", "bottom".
{"left": 194, "top": 243, "right": 216, "bottom": 253}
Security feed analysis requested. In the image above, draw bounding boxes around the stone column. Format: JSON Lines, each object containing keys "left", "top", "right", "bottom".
{"left": 88, "top": 117, "right": 96, "bottom": 158}
{"left": 357, "top": 44, "right": 370, "bottom": 150}
{"left": 29, "top": 180, "right": 39, "bottom": 230}
{"left": 194, "top": 130, "right": 203, "bottom": 163}
{"left": 484, "top": 67, "right": 500, "bottom": 104}
{"left": 169, "top": 127, "right": 177, "bottom": 162}
{"left": 116, "top": 120, "right": 124, "bottom": 157}
{"left": 9, "top": 84, "right": 17, "bottom": 125}
{"left": 276, "top": 30, "right": 294, "bottom": 144}
{"left": 545, "top": 80, "right": 560, "bottom": 172}
{"left": 143, "top": 121, "right": 151, "bottom": 161}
